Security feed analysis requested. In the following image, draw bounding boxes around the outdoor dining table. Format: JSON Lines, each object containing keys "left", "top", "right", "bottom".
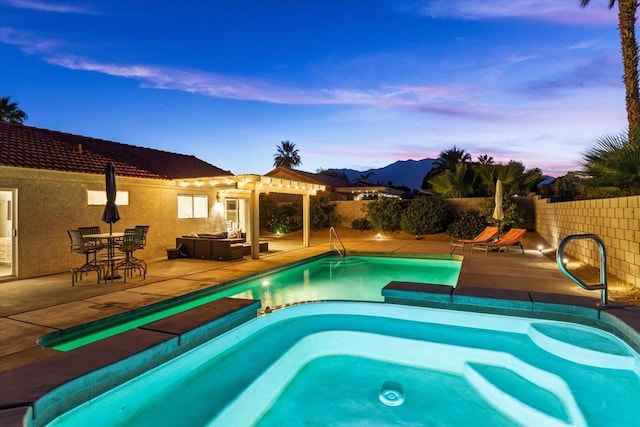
{"left": 84, "top": 232, "right": 124, "bottom": 281}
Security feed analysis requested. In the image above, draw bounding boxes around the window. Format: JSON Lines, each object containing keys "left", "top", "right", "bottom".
{"left": 87, "top": 190, "right": 129, "bottom": 206}
{"left": 178, "top": 194, "right": 208, "bottom": 219}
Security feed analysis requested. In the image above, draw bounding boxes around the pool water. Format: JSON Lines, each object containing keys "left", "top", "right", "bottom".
{"left": 47, "top": 303, "right": 640, "bottom": 427}
{"left": 49, "top": 255, "right": 461, "bottom": 350}
{"left": 227, "top": 255, "right": 460, "bottom": 309}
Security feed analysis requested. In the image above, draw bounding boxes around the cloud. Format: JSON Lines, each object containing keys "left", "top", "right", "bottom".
{"left": 3, "top": 0, "right": 97, "bottom": 14}
{"left": 1, "top": 27, "right": 487, "bottom": 117}
{"left": 396, "top": 0, "right": 617, "bottom": 26}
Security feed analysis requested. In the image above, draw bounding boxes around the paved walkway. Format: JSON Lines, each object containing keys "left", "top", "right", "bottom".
{"left": 0, "top": 232, "right": 597, "bottom": 374}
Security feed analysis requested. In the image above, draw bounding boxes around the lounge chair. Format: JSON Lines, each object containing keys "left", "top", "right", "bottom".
{"left": 471, "top": 228, "right": 527, "bottom": 255}
{"left": 450, "top": 226, "right": 498, "bottom": 254}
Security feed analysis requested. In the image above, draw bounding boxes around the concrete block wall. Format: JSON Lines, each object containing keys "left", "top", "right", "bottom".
{"left": 534, "top": 195, "right": 640, "bottom": 287}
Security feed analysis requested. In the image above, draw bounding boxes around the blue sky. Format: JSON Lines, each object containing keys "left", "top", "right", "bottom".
{"left": 0, "top": 0, "right": 628, "bottom": 177}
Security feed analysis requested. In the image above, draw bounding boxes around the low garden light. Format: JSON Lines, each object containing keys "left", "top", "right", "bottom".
{"left": 537, "top": 244, "right": 543, "bottom": 252}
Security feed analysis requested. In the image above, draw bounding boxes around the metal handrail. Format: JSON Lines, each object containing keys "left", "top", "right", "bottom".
{"left": 556, "top": 234, "right": 608, "bottom": 306}
{"left": 329, "top": 227, "right": 346, "bottom": 258}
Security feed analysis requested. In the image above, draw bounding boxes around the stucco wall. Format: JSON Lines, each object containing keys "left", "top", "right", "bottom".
{"left": 534, "top": 195, "right": 640, "bottom": 287}
{"left": 1, "top": 167, "right": 231, "bottom": 279}
{"left": 334, "top": 196, "right": 535, "bottom": 229}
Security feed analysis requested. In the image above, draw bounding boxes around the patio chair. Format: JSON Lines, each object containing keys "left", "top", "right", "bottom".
{"left": 67, "top": 229, "right": 104, "bottom": 286}
{"left": 449, "top": 226, "right": 498, "bottom": 254}
{"left": 471, "top": 228, "right": 527, "bottom": 255}
{"left": 78, "top": 226, "right": 101, "bottom": 236}
{"left": 115, "top": 228, "right": 147, "bottom": 283}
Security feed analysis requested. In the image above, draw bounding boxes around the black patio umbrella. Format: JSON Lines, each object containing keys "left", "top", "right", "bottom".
{"left": 101, "top": 162, "right": 120, "bottom": 234}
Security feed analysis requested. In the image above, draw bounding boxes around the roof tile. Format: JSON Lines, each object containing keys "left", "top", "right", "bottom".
{"left": 0, "top": 122, "right": 232, "bottom": 179}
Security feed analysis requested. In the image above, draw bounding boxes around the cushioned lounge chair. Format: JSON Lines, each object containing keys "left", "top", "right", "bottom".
{"left": 450, "top": 226, "right": 498, "bottom": 254}
{"left": 471, "top": 228, "right": 527, "bottom": 255}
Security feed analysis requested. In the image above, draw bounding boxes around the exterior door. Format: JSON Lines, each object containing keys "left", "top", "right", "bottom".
{"left": 0, "top": 189, "right": 16, "bottom": 279}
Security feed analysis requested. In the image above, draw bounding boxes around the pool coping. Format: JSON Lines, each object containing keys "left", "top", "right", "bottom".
{"left": 0, "top": 297, "right": 261, "bottom": 427}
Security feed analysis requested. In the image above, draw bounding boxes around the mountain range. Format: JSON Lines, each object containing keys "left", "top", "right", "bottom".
{"left": 329, "top": 158, "right": 436, "bottom": 191}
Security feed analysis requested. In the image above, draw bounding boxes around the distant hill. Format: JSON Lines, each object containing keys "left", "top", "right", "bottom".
{"left": 328, "top": 158, "right": 436, "bottom": 191}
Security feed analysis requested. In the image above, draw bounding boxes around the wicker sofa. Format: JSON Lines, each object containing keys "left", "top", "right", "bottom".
{"left": 176, "top": 232, "right": 245, "bottom": 261}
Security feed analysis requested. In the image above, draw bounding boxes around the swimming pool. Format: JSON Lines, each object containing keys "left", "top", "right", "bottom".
{"left": 45, "top": 255, "right": 461, "bottom": 350}
{"left": 45, "top": 302, "right": 640, "bottom": 426}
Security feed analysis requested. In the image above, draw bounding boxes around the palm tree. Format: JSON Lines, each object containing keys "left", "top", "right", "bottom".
{"left": 477, "top": 154, "right": 494, "bottom": 165}
{"left": 421, "top": 146, "right": 472, "bottom": 190}
{"left": 580, "top": 0, "right": 640, "bottom": 141}
{"left": 428, "top": 163, "right": 474, "bottom": 197}
{"left": 273, "top": 140, "right": 302, "bottom": 168}
{"left": 0, "top": 96, "right": 28, "bottom": 123}
{"left": 581, "top": 132, "right": 640, "bottom": 196}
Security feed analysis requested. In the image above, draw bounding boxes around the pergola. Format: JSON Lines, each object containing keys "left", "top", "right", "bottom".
{"left": 175, "top": 174, "right": 325, "bottom": 258}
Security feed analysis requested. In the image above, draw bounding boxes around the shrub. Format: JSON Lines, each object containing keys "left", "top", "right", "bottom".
{"left": 363, "top": 197, "right": 403, "bottom": 232}
{"left": 400, "top": 196, "right": 451, "bottom": 237}
{"left": 260, "top": 195, "right": 303, "bottom": 233}
{"left": 447, "top": 211, "right": 487, "bottom": 239}
{"left": 311, "top": 196, "right": 342, "bottom": 230}
{"left": 479, "top": 197, "right": 526, "bottom": 230}
{"left": 351, "top": 217, "right": 372, "bottom": 231}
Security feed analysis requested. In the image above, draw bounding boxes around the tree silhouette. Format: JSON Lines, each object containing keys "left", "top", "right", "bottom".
{"left": 0, "top": 96, "right": 28, "bottom": 123}
{"left": 580, "top": 0, "right": 640, "bottom": 141}
{"left": 273, "top": 140, "right": 302, "bottom": 168}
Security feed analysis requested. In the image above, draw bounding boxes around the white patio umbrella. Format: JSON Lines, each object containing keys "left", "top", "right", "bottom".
{"left": 492, "top": 179, "right": 504, "bottom": 238}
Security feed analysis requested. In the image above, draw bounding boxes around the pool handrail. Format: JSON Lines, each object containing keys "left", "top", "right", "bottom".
{"left": 329, "top": 227, "right": 346, "bottom": 257}
{"left": 556, "top": 233, "right": 608, "bottom": 306}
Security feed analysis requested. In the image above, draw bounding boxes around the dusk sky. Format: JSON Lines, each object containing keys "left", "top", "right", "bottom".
{"left": 0, "top": 0, "right": 629, "bottom": 177}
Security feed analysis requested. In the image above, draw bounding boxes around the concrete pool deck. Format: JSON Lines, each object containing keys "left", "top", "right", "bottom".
{"left": 0, "top": 233, "right": 640, "bottom": 425}
{"left": 0, "top": 231, "right": 636, "bottom": 377}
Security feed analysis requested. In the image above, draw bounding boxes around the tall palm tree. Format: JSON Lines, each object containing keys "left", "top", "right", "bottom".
{"left": 0, "top": 96, "right": 28, "bottom": 123}
{"left": 477, "top": 154, "right": 494, "bottom": 165}
{"left": 581, "top": 0, "right": 640, "bottom": 141}
{"left": 273, "top": 140, "right": 302, "bottom": 168}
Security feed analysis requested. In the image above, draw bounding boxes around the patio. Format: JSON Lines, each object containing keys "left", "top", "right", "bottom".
{"left": 1, "top": 230, "right": 612, "bottom": 375}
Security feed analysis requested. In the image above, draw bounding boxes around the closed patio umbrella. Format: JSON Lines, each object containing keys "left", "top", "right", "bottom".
{"left": 101, "top": 162, "right": 120, "bottom": 234}
{"left": 492, "top": 179, "right": 504, "bottom": 238}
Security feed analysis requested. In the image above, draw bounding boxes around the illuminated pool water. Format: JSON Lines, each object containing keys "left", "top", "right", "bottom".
{"left": 47, "top": 255, "right": 461, "bottom": 350}
{"left": 46, "top": 302, "right": 640, "bottom": 426}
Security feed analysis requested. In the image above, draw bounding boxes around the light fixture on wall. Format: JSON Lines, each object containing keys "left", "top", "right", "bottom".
{"left": 214, "top": 193, "right": 224, "bottom": 213}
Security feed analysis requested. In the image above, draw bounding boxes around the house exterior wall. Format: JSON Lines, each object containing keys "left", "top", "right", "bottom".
{"left": 534, "top": 195, "right": 640, "bottom": 287}
{"left": 1, "top": 167, "right": 228, "bottom": 279}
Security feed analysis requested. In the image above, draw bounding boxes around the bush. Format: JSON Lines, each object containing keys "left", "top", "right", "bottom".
{"left": 351, "top": 217, "right": 372, "bottom": 231}
{"left": 479, "top": 197, "right": 526, "bottom": 230}
{"left": 400, "top": 196, "right": 451, "bottom": 237}
{"left": 447, "top": 211, "right": 487, "bottom": 239}
{"left": 260, "top": 195, "right": 303, "bottom": 233}
{"left": 363, "top": 197, "right": 403, "bottom": 232}
{"left": 311, "top": 196, "right": 342, "bottom": 230}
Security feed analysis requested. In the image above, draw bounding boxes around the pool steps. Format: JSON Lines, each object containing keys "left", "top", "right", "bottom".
{"left": 212, "top": 331, "right": 586, "bottom": 426}
{"left": 382, "top": 281, "right": 640, "bottom": 354}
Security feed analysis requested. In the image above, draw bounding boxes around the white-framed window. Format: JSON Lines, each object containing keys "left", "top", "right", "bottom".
{"left": 87, "top": 190, "right": 129, "bottom": 206}
{"left": 178, "top": 194, "right": 208, "bottom": 219}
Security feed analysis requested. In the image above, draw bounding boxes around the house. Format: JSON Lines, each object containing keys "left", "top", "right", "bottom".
{"left": 266, "top": 166, "right": 404, "bottom": 201}
{"left": 0, "top": 122, "right": 323, "bottom": 280}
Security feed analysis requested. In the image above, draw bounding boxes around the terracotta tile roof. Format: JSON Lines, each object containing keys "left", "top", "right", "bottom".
{"left": 266, "top": 166, "right": 352, "bottom": 189}
{"left": 0, "top": 122, "right": 232, "bottom": 179}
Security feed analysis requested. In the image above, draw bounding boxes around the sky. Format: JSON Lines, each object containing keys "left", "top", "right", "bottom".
{"left": 0, "top": 0, "right": 630, "bottom": 177}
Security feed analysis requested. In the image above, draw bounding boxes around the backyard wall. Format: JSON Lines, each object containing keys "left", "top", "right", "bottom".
{"left": 534, "top": 195, "right": 640, "bottom": 287}
{"left": 334, "top": 196, "right": 535, "bottom": 229}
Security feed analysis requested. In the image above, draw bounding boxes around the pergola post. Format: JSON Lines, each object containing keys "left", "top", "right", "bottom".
{"left": 302, "top": 193, "right": 310, "bottom": 247}
{"left": 251, "top": 187, "right": 260, "bottom": 259}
